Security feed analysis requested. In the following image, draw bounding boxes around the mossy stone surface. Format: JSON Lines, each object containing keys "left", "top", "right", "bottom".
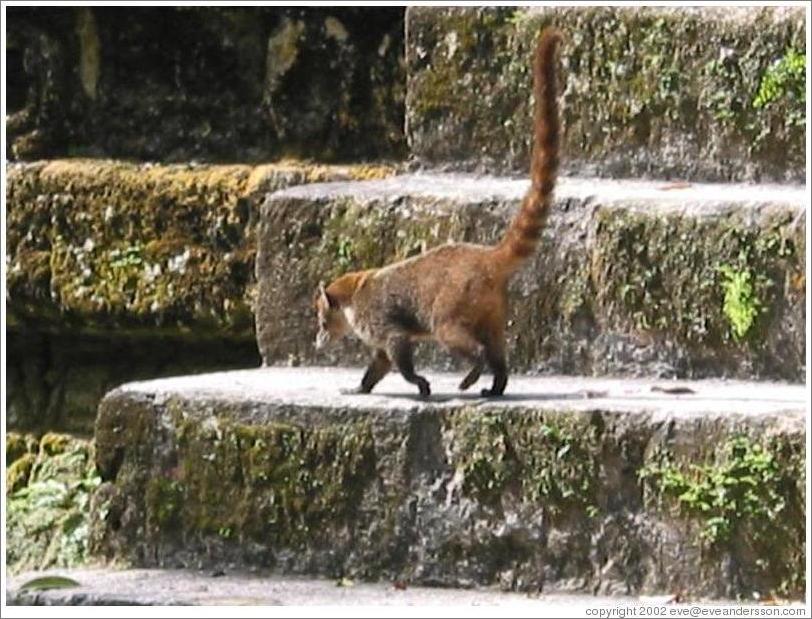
{"left": 406, "top": 6, "right": 805, "bottom": 182}
{"left": 6, "top": 431, "right": 40, "bottom": 466}
{"left": 6, "top": 159, "right": 396, "bottom": 335}
{"left": 6, "top": 433, "right": 100, "bottom": 574}
{"left": 88, "top": 369, "right": 805, "bottom": 598}
{"left": 256, "top": 174, "right": 805, "bottom": 381}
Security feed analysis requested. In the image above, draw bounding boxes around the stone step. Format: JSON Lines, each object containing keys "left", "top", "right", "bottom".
{"left": 91, "top": 367, "right": 805, "bottom": 599}
{"left": 257, "top": 173, "right": 806, "bottom": 381}
{"left": 7, "top": 567, "right": 641, "bottom": 606}
{"left": 406, "top": 6, "right": 805, "bottom": 183}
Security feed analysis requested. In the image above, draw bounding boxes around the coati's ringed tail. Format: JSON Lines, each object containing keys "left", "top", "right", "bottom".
{"left": 494, "top": 27, "right": 562, "bottom": 273}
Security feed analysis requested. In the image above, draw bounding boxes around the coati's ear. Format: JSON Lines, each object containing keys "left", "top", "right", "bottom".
{"left": 318, "top": 281, "right": 336, "bottom": 308}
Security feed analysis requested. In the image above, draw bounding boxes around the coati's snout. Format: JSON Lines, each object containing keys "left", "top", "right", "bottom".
{"left": 313, "top": 281, "right": 351, "bottom": 350}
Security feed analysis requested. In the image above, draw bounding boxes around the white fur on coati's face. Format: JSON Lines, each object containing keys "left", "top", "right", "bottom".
{"left": 313, "top": 281, "right": 351, "bottom": 349}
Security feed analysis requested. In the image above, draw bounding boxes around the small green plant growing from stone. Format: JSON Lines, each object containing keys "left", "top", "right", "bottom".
{"left": 218, "top": 526, "right": 233, "bottom": 539}
{"left": 718, "top": 263, "right": 760, "bottom": 341}
{"left": 108, "top": 244, "right": 144, "bottom": 269}
{"left": 335, "top": 236, "right": 356, "bottom": 270}
{"left": 639, "top": 436, "right": 786, "bottom": 546}
{"left": 753, "top": 48, "right": 806, "bottom": 128}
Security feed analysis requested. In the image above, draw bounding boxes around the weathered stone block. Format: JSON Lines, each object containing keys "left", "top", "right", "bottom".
{"left": 6, "top": 159, "right": 396, "bottom": 335}
{"left": 406, "top": 6, "right": 806, "bottom": 182}
{"left": 6, "top": 6, "right": 405, "bottom": 161}
{"left": 256, "top": 174, "right": 805, "bottom": 381}
{"left": 89, "top": 368, "right": 805, "bottom": 598}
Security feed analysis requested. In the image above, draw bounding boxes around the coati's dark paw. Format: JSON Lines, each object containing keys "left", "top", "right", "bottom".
{"left": 416, "top": 378, "right": 431, "bottom": 398}
{"left": 340, "top": 386, "right": 370, "bottom": 395}
{"left": 480, "top": 388, "right": 505, "bottom": 398}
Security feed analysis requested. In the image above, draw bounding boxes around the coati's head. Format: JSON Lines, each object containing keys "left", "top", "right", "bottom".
{"left": 313, "top": 281, "right": 351, "bottom": 350}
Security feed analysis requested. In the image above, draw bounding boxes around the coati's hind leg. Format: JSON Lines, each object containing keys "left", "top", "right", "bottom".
{"left": 459, "top": 364, "right": 483, "bottom": 391}
{"left": 387, "top": 335, "right": 431, "bottom": 397}
{"left": 341, "top": 349, "right": 391, "bottom": 395}
{"left": 480, "top": 333, "right": 508, "bottom": 397}
{"left": 435, "top": 323, "right": 484, "bottom": 391}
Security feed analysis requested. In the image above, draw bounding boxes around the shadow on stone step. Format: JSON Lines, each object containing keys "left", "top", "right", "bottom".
{"left": 369, "top": 391, "right": 599, "bottom": 403}
{"left": 352, "top": 390, "right": 802, "bottom": 405}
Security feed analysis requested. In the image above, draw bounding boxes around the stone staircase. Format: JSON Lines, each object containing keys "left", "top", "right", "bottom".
{"left": 5, "top": 5, "right": 807, "bottom": 605}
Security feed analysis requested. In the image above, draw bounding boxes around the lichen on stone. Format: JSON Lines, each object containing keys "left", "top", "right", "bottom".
{"left": 141, "top": 410, "right": 378, "bottom": 548}
{"left": 6, "top": 159, "right": 397, "bottom": 336}
{"left": 6, "top": 433, "right": 100, "bottom": 574}
{"left": 406, "top": 6, "right": 805, "bottom": 182}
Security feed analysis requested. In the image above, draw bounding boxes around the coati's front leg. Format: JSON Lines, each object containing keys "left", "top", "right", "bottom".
{"left": 341, "top": 349, "right": 391, "bottom": 395}
{"left": 387, "top": 335, "right": 431, "bottom": 397}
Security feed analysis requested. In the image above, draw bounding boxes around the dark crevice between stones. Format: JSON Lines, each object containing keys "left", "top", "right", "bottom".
{"left": 5, "top": 328, "right": 261, "bottom": 435}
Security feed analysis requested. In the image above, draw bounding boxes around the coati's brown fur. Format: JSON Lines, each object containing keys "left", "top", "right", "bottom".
{"left": 314, "top": 27, "right": 562, "bottom": 397}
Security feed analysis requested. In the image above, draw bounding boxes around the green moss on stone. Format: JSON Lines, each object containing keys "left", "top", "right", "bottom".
{"left": 591, "top": 207, "right": 799, "bottom": 348}
{"left": 449, "top": 409, "right": 600, "bottom": 519}
{"left": 6, "top": 432, "right": 39, "bottom": 466}
{"left": 753, "top": 48, "right": 805, "bottom": 128}
{"left": 7, "top": 453, "right": 36, "bottom": 494}
{"left": 719, "top": 265, "right": 760, "bottom": 341}
{"left": 6, "top": 159, "right": 397, "bottom": 335}
{"left": 640, "top": 434, "right": 804, "bottom": 597}
{"left": 40, "top": 432, "right": 73, "bottom": 456}
{"left": 316, "top": 197, "right": 465, "bottom": 280}
{"left": 145, "top": 478, "right": 185, "bottom": 531}
{"left": 142, "top": 413, "right": 378, "bottom": 547}
{"left": 407, "top": 6, "right": 805, "bottom": 181}
{"left": 6, "top": 433, "right": 100, "bottom": 574}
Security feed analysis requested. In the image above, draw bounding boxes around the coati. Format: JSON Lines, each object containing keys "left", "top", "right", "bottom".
{"left": 314, "top": 27, "right": 562, "bottom": 397}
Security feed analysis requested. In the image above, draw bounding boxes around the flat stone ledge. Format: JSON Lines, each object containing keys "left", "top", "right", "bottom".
{"left": 6, "top": 568, "right": 664, "bottom": 616}
{"left": 6, "top": 568, "right": 640, "bottom": 606}
{"left": 91, "top": 367, "right": 805, "bottom": 598}
{"left": 117, "top": 367, "right": 805, "bottom": 422}
{"left": 273, "top": 172, "right": 807, "bottom": 210}
{"left": 12, "top": 567, "right": 803, "bottom": 607}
